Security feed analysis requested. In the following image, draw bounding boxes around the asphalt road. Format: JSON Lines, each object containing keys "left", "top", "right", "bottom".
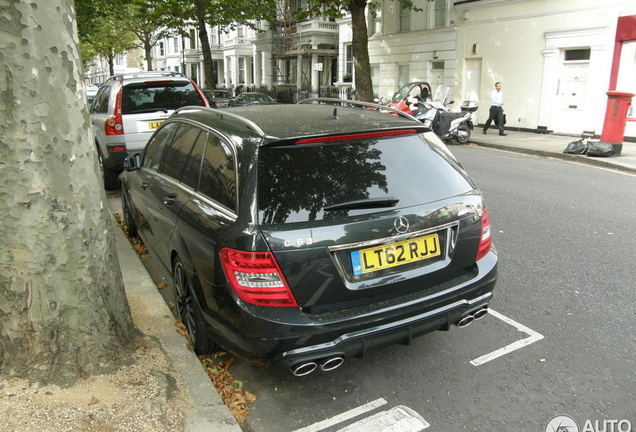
{"left": 114, "top": 145, "right": 636, "bottom": 432}
{"left": 233, "top": 146, "right": 636, "bottom": 432}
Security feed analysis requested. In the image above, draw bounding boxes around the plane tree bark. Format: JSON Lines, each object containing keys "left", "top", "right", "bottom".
{"left": 0, "top": 0, "right": 138, "bottom": 385}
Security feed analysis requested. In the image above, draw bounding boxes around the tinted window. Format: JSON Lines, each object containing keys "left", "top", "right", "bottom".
{"left": 142, "top": 122, "right": 178, "bottom": 170}
{"left": 121, "top": 82, "right": 204, "bottom": 114}
{"left": 181, "top": 132, "right": 207, "bottom": 189}
{"left": 257, "top": 132, "right": 474, "bottom": 224}
{"left": 199, "top": 135, "right": 236, "bottom": 210}
{"left": 92, "top": 85, "right": 110, "bottom": 113}
{"left": 162, "top": 124, "right": 201, "bottom": 182}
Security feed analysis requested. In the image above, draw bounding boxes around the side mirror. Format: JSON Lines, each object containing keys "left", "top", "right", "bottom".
{"left": 123, "top": 153, "right": 141, "bottom": 171}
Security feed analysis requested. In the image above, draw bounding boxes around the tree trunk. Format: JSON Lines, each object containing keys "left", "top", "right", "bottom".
{"left": 196, "top": 1, "right": 215, "bottom": 89}
{"left": 144, "top": 36, "right": 153, "bottom": 71}
{"left": 108, "top": 52, "right": 115, "bottom": 76}
{"left": 349, "top": 0, "right": 373, "bottom": 102}
{"left": 0, "top": 0, "right": 138, "bottom": 386}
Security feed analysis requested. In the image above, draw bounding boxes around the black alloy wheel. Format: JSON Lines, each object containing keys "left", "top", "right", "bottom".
{"left": 455, "top": 123, "right": 471, "bottom": 145}
{"left": 173, "top": 257, "right": 216, "bottom": 355}
{"left": 120, "top": 192, "right": 137, "bottom": 237}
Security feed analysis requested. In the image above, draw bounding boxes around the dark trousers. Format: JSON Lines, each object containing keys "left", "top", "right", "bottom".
{"left": 483, "top": 106, "right": 505, "bottom": 134}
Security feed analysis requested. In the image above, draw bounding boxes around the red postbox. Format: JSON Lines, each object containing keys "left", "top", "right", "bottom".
{"left": 600, "top": 91, "right": 634, "bottom": 156}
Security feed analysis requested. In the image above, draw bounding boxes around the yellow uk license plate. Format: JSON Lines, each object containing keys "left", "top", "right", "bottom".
{"left": 351, "top": 233, "right": 441, "bottom": 275}
{"left": 148, "top": 120, "right": 164, "bottom": 130}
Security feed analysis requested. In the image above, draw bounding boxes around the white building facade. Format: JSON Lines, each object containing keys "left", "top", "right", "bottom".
{"left": 88, "top": 0, "right": 636, "bottom": 140}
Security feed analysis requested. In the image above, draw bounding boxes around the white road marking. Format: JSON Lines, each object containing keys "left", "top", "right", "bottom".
{"left": 292, "top": 398, "right": 388, "bottom": 432}
{"left": 338, "top": 405, "right": 430, "bottom": 432}
{"left": 470, "top": 308, "right": 544, "bottom": 366}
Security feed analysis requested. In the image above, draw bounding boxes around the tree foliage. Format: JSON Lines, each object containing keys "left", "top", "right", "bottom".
{"left": 76, "top": 0, "right": 138, "bottom": 75}
{"left": 160, "top": 0, "right": 277, "bottom": 89}
{"left": 297, "top": 0, "right": 422, "bottom": 102}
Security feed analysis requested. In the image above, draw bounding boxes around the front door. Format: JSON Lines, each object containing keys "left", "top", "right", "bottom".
{"left": 551, "top": 61, "right": 589, "bottom": 134}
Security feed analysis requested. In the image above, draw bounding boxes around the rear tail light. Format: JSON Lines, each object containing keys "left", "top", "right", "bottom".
{"left": 476, "top": 208, "right": 492, "bottom": 261}
{"left": 295, "top": 129, "right": 417, "bottom": 144}
{"left": 105, "top": 86, "right": 124, "bottom": 135}
{"left": 219, "top": 248, "right": 298, "bottom": 307}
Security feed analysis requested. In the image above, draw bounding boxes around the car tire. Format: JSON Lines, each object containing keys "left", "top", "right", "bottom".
{"left": 96, "top": 147, "right": 120, "bottom": 191}
{"left": 120, "top": 191, "right": 137, "bottom": 238}
{"left": 173, "top": 257, "right": 217, "bottom": 355}
{"left": 455, "top": 124, "right": 471, "bottom": 145}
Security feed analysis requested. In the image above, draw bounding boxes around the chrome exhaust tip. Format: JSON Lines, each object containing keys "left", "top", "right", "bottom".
{"left": 291, "top": 362, "right": 318, "bottom": 377}
{"left": 320, "top": 356, "right": 344, "bottom": 372}
{"left": 457, "top": 315, "right": 475, "bottom": 328}
{"left": 473, "top": 307, "right": 489, "bottom": 320}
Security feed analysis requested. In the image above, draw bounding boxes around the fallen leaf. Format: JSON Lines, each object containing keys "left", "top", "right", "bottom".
{"left": 88, "top": 396, "right": 100, "bottom": 406}
{"left": 156, "top": 283, "right": 168, "bottom": 290}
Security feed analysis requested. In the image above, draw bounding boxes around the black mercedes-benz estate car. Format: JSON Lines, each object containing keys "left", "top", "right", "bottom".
{"left": 119, "top": 100, "right": 498, "bottom": 376}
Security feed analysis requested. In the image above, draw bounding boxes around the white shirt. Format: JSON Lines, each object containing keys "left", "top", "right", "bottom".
{"left": 490, "top": 89, "right": 503, "bottom": 107}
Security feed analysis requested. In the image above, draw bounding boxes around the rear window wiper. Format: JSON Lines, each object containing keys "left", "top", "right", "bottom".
{"left": 324, "top": 197, "right": 400, "bottom": 212}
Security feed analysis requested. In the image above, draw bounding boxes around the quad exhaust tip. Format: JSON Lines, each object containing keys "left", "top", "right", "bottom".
{"left": 457, "top": 307, "right": 489, "bottom": 328}
{"left": 290, "top": 356, "right": 345, "bottom": 376}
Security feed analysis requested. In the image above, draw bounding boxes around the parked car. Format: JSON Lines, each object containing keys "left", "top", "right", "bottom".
{"left": 85, "top": 84, "right": 99, "bottom": 102}
{"left": 119, "top": 101, "right": 498, "bottom": 376}
{"left": 203, "top": 89, "right": 233, "bottom": 108}
{"left": 228, "top": 92, "right": 277, "bottom": 107}
{"left": 90, "top": 71, "right": 208, "bottom": 190}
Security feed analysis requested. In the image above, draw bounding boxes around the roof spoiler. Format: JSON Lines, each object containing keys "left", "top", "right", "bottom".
{"left": 298, "top": 98, "right": 420, "bottom": 123}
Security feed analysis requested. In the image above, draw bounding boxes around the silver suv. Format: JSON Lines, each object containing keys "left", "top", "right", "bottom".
{"left": 90, "top": 72, "right": 208, "bottom": 190}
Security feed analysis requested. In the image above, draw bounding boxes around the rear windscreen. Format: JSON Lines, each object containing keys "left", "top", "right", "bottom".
{"left": 257, "top": 132, "right": 475, "bottom": 224}
{"left": 122, "top": 82, "right": 204, "bottom": 114}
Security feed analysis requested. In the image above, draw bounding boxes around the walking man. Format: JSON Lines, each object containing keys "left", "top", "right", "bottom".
{"left": 483, "top": 82, "right": 507, "bottom": 136}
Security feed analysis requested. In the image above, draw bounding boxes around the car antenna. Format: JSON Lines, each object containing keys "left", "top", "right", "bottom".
{"left": 331, "top": 108, "right": 338, "bottom": 120}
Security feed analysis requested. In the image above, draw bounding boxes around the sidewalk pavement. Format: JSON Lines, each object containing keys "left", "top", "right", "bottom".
{"left": 110, "top": 129, "right": 635, "bottom": 432}
{"left": 113, "top": 213, "right": 242, "bottom": 432}
{"left": 469, "top": 130, "right": 636, "bottom": 174}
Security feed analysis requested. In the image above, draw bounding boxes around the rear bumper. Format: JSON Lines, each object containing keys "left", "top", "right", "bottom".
{"left": 273, "top": 291, "right": 492, "bottom": 370}
{"left": 205, "top": 250, "right": 498, "bottom": 366}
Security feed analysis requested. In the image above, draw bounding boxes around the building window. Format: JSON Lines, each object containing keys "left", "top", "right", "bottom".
{"left": 238, "top": 57, "right": 246, "bottom": 84}
{"left": 434, "top": 0, "right": 446, "bottom": 27}
{"left": 398, "top": 65, "right": 409, "bottom": 87}
{"left": 368, "top": 7, "right": 380, "bottom": 36}
{"left": 371, "top": 66, "right": 380, "bottom": 96}
{"left": 399, "top": 3, "right": 411, "bottom": 32}
{"left": 159, "top": 42, "right": 164, "bottom": 57}
{"left": 238, "top": 27, "right": 244, "bottom": 39}
{"left": 565, "top": 48, "right": 591, "bottom": 61}
{"left": 173, "top": 38, "right": 179, "bottom": 53}
{"left": 431, "top": 61, "right": 444, "bottom": 86}
{"left": 345, "top": 44, "right": 354, "bottom": 76}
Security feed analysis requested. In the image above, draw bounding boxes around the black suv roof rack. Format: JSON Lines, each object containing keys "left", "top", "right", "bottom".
{"left": 174, "top": 106, "right": 267, "bottom": 137}
{"left": 106, "top": 71, "right": 187, "bottom": 82}
{"left": 298, "top": 98, "right": 419, "bottom": 122}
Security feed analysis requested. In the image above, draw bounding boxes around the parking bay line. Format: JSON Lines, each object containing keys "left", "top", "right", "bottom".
{"left": 292, "top": 398, "right": 388, "bottom": 432}
{"left": 470, "top": 308, "right": 544, "bottom": 366}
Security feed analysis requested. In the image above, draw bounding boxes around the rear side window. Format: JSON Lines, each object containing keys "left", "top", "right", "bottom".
{"left": 198, "top": 135, "right": 236, "bottom": 211}
{"left": 161, "top": 123, "right": 201, "bottom": 182}
{"left": 92, "top": 85, "right": 111, "bottom": 113}
{"left": 121, "top": 81, "right": 204, "bottom": 114}
{"left": 142, "top": 122, "right": 178, "bottom": 170}
{"left": 258, "top": 132, "right": 474, "bottom": 224}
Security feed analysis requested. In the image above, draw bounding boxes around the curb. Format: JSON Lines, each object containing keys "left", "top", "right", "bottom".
{"left": 112, "top": 217, "right": 242, "bottom": 432}
{"left": 469, "top": 139, "right": 636, "bottom": 175}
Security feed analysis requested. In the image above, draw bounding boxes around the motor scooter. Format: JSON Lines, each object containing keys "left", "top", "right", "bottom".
{"left": 411, "top": 85, "right": 478, "bottom": 145}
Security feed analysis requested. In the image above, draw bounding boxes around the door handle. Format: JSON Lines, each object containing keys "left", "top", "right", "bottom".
{"left": 141, "top": 182, "right": 148, "bottom": 190}
{"left": 163, "top": 193, "right": 177, "bottom": 206}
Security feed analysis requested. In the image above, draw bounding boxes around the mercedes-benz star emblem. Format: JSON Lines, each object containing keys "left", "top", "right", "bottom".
{"left": 394, "top": 216, "right": 410, "bottom": 234}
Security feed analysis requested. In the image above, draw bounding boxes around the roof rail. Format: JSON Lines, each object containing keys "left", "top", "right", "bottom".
{"left": 174, "top": 106, "right": 266, "bottom": 137}
{"left": 107, "top": 71, "right": 187, "bottom": 82}
{"left": 298, "top": 98, "right": 420, "bottom": 123}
